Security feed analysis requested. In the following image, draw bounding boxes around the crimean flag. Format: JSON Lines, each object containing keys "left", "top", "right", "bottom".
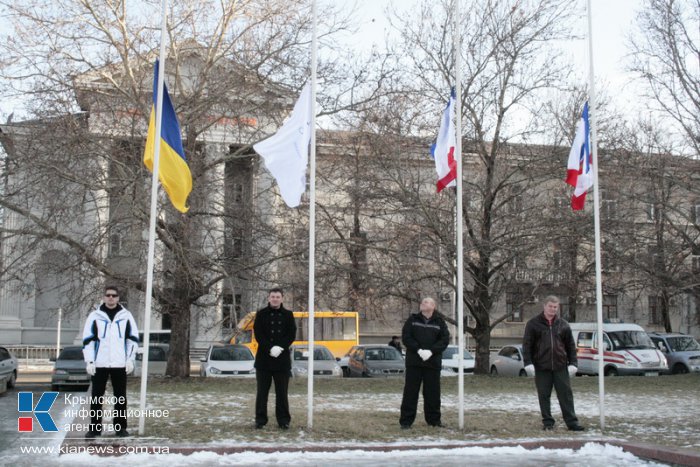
{"left": 430, "top": 88, "right": 457, "bottom": 193}
{"left": 565, "top": 102, "right": 592, "bottom": 210}
{"left": 143, "top": 60, "right": 192, "bottom": 213}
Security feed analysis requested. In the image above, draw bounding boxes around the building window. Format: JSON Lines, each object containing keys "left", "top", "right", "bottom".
{"left": 603, "top": 294, "right": 618, "bottom": 320}
{"left": 692, "top": 202, "right": 700, "bottom": 224}
{"left": 233, "top": 183, "right": 244, "bottom": 204}
{"left": 601, "top": 190, "right": 618, "bottom": 220}
{"left": 645, "top": 203, "right": 657, "bottom": 222}
{"left": 648, "top": 295, "right": 662, "bottom": 325}
{"left": 691, "top": 254, "right": 700, "bottom": 273}
{"left": 506, "top": 292, "right": 523, "bottom": 323}
{"left": 109, "top": 233, "right": 122, "bottom": 256}
{"left": 222, "top": 294, "right": 242, "bottom": 331}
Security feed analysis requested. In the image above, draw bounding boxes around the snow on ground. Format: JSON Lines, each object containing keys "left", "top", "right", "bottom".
{"left": 50, "top": 442, "right": 664, "bottom": 466}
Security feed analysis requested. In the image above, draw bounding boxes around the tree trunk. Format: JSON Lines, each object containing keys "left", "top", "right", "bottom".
{"left": 165, "top": 301, "right": 191, "bottom": 377}
{"left": 472, "top": 323, "right": 492, "bottom": 375}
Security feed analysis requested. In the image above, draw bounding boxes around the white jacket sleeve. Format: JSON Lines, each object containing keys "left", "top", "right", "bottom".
{"left": 82, "top": 312, "right": 98, "bottom": 363}
{"left": 125, "top": 312, "right": 140, "bottom": 362}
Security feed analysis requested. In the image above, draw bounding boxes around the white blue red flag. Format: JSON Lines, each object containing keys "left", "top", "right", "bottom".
{"left": 565, "top": 102, "right": 592, "bottom": 210}
{"left": 430, "top": 88, "right": 457, "bottom": 193}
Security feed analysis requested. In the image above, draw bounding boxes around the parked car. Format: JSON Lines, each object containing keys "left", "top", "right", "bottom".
{"left": 0, "top": 346, "right": 18, "bottom": 394}
{"left": 441, "top": 345, "right": 475, "bottom": 376}
{"left": 346, "top": 344, "right": 404, "bottom": 377}
{"left": 51, "top": 346, "right": 90, "bottom": 391}
{"left": 290, "top": 345, "right": 343, "bottom": 378}
{"left": 648, "top": 332, "right": 700, "bottom": 374}
{"left": 200, "top": 344, "right": 255, "bottom": 378}
{"left": 570, "top": 323, "right": 667, "bottom": 376}
{"left": 132, "top": 344, "right": 170, "bottom": 376}
{"left": 490, "top": 344, "right": 528, "bottom": 377}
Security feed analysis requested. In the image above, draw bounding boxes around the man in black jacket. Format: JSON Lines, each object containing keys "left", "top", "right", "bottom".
{"left": 399, "top": 297, "right": 450, "bottom": 429}
{"left": 253, "top": 287, "right": 297, "bottom": 429}
{"left": 522, "top": 295, "right": 585, "bottom": 432}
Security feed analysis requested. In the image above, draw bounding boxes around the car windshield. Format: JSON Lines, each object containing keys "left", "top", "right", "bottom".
{"left": 364, "top": 347, "right": 402, "bottom": 361}
{"left": 607, "top": 331, "right": 655, "bottom": 350}
{"left": 58, "top": 348, "right": 83, "bottom": 360}
{"left": 442, "top": 347, "right": 474, "bottom": 359}
{"left": 666, "top": 336, "right": 700, "bottom": 352}
{"left": 210, "top": 346, "right": 253, "bottom": 361}
{"left": 294, "top": 347, "right": 334, "bottom": 361}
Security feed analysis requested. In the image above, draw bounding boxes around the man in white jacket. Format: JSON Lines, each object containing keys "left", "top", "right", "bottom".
{"left": 82, "top": 286, "right": 139, "bottom": 438}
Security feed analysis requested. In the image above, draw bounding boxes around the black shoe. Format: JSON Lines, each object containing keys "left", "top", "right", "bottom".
{"left": 279, "top": 424, "right": 289, "bottom": 430}
{"left": 115, "top": 430, "right": 130, "bottom": 438}
{"left": 400, "top": 424, "right": 411, "bottom": 430}
{"left": 568, "top": 425, "right": 585, "bottom": 432}
{"left": 429, "top": 422, "right": 443, "bottom": 427}
{"left": 543, "top": 425, "right": 554, "bottom": 431}
{"left": 255, "top": 423, "right": 265, "bottom": 429}
{"left": 85, "top": 431, "right": 101, "bottom": 439}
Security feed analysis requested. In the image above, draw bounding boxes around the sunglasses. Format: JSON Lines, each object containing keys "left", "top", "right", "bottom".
{"left": 104, "top": 294, "right": 119, "bottom": 298}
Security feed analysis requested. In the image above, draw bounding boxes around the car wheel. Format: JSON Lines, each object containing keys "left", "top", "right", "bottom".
{"left": 604, "top": 366, "right": 618, "bottom": 377}
{"left": 8, "top": 371, "right": 16, "bottom": 389}
{"left": 672, "top": 363, "right": 689, "bottom": 375}
{"left": 519, "top": 369, "right": 527, "bottom": 377}
{"left": 490, "top": 366, "right": 498, "bottom": 376}
{"left": 342, "top": 367, "right": 349, "bottom": 377}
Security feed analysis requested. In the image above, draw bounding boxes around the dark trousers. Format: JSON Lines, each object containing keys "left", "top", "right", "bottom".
{"left": 535, "top": 369, "right": 579, "bottom": 428}
{"left": 399, "top": 366, "right": 441, "bottom": 426}
{"left": 255, "top": 369, "right": 291, "bottom": 426}
{"left": 89, "top": 367, "right": 128, "bottom": 433}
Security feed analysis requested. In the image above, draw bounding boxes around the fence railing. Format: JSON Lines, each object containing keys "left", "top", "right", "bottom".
{"left": 6, "top": 345, "right": 57, "bottom": 363}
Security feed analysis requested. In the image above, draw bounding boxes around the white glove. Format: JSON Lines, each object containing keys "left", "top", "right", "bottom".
{"left": 417, "top": 349, "right": 433, "bottom": 361}
{"left": 86, "top": 362, "right": 96, "bottom": 376}
{"left": 568, "top": 365, "right": 577, "bottom": 378}
{"left": 270, "top": 346, "right": 284, "bottom": 358}
{"left": 126, "top": 360, "right": 134, "bottom": 374}
{"left": 524, "top": 364, "right": 535, "bottom": 376}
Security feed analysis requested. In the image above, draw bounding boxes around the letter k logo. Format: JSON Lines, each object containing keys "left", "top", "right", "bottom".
{"left": 18, "top": 392, "right": 59, "bottom": 432}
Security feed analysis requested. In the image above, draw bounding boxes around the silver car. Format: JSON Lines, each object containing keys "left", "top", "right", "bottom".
{"left": 649, "top": 332, "right": 700, "bottom": 374}
{"left": 290, "top": 345, "right": 343, "bottom": 378}
{"left": 0, "top": 346, "right": 18, "bottom": 393}
{"left": 347, "top": 345, "right": 405, "bottom": 377}
{"left": 133, "top": 344, "right": 170, "bottom": 377}
{"left": 51, "top": 346, "right": 90, "bottom": 390}
{"left": 490, "top": 344, "right": 528, "bottom": 377}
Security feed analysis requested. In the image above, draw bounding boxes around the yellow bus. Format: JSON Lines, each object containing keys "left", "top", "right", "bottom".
{"left": 229, "top": 311, "right": 359, "bottom": 358}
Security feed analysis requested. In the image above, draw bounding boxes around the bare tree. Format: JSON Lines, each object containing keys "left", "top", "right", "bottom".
{"left": 0, "top": 0, "right": 359, "bottom": 377}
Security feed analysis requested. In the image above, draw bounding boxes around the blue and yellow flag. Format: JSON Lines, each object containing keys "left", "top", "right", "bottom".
{"left": 143, "top": 60, "right": 192, "bottom": 213}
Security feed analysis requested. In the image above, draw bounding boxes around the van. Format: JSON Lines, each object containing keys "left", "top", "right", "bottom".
{"left": 569, "top": 323, "right": 667, "bottom": 376}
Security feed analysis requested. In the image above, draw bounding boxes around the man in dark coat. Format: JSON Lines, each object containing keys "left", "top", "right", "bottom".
{"left": 388, "top": 336, "right": 403, "bottom": 353}
{"left": 399, "top": 297, "right": 450, "bottom": 429}
{"left": 253, "top": 287, "right": 297, "bottom": 429}
{"left": 522, "top": 295, "right": 585, "bottom": 432}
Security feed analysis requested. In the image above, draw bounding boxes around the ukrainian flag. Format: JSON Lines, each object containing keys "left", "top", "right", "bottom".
{"left": 143, "top": 60, "right": 192, "bottom": 213}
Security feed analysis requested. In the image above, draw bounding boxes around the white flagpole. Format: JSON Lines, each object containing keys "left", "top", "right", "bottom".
{"left": 586, "top": 0, "right": 605, "bottom": 431}
{"left": 454, "top": 0, "right": 465, "bottom": 431}
{"left": 138, "top": 0, "right": 169, "bottom": 436}
{"left": 307, "top": 0, "right": 318, "bottom": 429}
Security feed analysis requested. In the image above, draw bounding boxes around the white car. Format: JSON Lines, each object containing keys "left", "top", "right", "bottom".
{"left": 441, "top": 345, "right": 475, "bottom": 376}
{"left": 0, "top": 346, "right": 18, "bottom": 393}
{"left": 200, "top": 344, "right": 256, "bottom": 378}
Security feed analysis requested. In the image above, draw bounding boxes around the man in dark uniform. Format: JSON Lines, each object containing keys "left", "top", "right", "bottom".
{"left": 253, "top": 287, "right": 297, "bottom": 429}
{"left": 522, "top": 295, "right": 585, "bottom": 432}
{"left": 399, "top": 297, "right": 450, "bottom": 429}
